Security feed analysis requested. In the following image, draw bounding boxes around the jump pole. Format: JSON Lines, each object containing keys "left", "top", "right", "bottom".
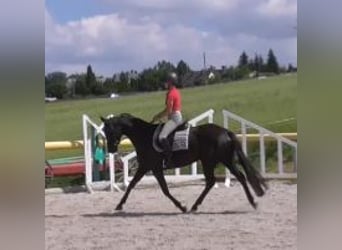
{"left": 83, "top": 115, "right": 93, "bottom": 193}
{"left": 109, "top": 153, "right": 122, "bottom": 192}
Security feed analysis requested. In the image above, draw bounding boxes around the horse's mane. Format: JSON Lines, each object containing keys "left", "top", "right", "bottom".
{"left": 118, "top": 113, "right": 134, "bottom": 119}
{"left": 118, "top": 113, "right": 155, "bottom": 128}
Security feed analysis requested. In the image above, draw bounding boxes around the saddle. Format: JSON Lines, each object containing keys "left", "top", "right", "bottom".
{"left": 152, "top": 122, "right": 191, "bottom": 152}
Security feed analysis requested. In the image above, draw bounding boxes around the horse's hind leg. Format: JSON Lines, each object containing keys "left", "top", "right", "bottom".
{"left": 225, "top": 163, "right": 257, "bottom": 209}
{"left": 115, "top": 167, "right": 146, "bottom": 211}
{"left": 190, "top": 162, "right": 216, "bottom": 212}
{"left": 152, "top": 168, "right": 187, "bottom": 213}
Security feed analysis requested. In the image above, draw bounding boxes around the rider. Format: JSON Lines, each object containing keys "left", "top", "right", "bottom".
{"left": 151, "top": 72, "right": 183, "bottom": 167}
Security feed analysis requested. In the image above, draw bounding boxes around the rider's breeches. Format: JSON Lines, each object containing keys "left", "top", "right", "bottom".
{"left": 159, "top": 111, "right": 183, "bottom": 141}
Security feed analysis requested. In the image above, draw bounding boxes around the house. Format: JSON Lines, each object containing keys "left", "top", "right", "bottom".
{"left": 180, "top": 69, "right": 223, "bottom": 87}
{"left": 208, "top": 71, "right": 215, "bottom": 80}
{"left": 45, "top": 97, "right": 57, "bottom": 102}
{"left": 109, "top": 92, "right": 119, "bottom": 99}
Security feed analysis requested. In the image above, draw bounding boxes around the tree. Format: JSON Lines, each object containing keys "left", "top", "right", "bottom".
{"left": 46, "top": 72, "right": 67, "bottom": 85}
{"left": 258, "top": 55, "right": 265, "bottom": 72}
{"left": 75, "top": 74, "right": 90, "bottom": 96}
{"left": 253, "top": 54, "right": 265, "bottom": 75}
{"left": 130, "top": 78, "right": 139, "bottom": 92}
{"left": 103, "top": 78, "right": 117, "bottom": 94}
{"left": 248, "top": 58, "right": 255, "bottom": 71}
{"left": 287, "top": 63, "right": 296, "bottom": 72}
{"left": 227, "top": 66, "right": 236, "bottom": 80}
{"left": 119, "top": 72, "right": 128, "bottom": 84}
{"left": 85, "top": 65, "right": 97, "bottom": 93}
{"left": 137, "top": 61, "right": 177, "bottom": 91}
{"left": 156, "top": 60, "right": 175, "bottom": 72}
{"left": 139, "top": 68, "right": 160, "bottom": 91}
{"left": 45, "top": 71, "right": 68, "bottom": 98}
{"left": 234, "top": 66, "right": 249, "bottom": 80}
{"left": 92, "top": 82, "right": 105, "bottom": 95}
{"left": 253, "top": 54, "right": 259, "bottom": 75}
{"left": 176, "top": 60, "right": 191, "bottom": 77}
{"left": 114, "top": 72, "right": 129, "bottom": 93}
{"left": 238, "top": 51, "right": 249, "bottom": 68}
{"left": 266, "top": 49, "right": 279, "bottom": 74}
{"left": 45, "top": 82, "right": 67, "bottom": 99}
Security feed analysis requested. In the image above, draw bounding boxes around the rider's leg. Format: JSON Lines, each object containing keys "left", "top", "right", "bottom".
{"left": 159, "top": 119, "right": 178, "bottom": 167}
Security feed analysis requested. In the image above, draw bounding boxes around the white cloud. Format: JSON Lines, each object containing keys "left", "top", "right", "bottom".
{"left": 198, "top": 0, "right": 239, "bottom": 11}
{"left": 46, "top": 11, "right": 228, "bottom": 74}
{"left": 45, "top": 0, "right": 297, "bottom": 76}
{"left": 257, "top": 0, "right": 297, "bottom": 17}
{"left": 105, "top": 0, "right": 239, "bottom": 11}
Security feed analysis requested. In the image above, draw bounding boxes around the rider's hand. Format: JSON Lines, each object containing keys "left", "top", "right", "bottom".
{"left": 151, "top": 116, "right": 157, "bottom": 123}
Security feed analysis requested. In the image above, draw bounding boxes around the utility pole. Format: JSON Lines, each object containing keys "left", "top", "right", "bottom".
{"left": 203, "top": 52, "right": 207, "bottom": 70}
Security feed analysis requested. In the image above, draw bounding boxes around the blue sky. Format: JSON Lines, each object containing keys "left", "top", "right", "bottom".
{"left": 45, "top": 0, "right": 297, "bottom": 77}
{"left": 46, "top": 0, "right": 111, "bottom": 24}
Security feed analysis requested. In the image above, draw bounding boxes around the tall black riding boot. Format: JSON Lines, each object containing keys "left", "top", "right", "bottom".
{"left": 160, "top": 138, "right": 172, "bottom": 168}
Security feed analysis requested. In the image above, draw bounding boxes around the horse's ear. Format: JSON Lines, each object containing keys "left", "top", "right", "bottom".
{"left": 100, "top": 116, "right": 106, "bottom": 123}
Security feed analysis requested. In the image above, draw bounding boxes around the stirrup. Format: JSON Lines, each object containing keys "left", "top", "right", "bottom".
{"left": 162, "top": 159, "right": 168, "bottom": 169}
{"left": 162, "top": 157, "right": 172, "bottom": 168}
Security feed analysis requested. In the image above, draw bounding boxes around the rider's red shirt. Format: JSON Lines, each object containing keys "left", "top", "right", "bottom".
{"left": 166, "top": 86, "right": 181, "bottom": 113}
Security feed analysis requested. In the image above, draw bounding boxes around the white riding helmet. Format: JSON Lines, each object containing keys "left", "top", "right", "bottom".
{"left": 168, "top": 72, "right": 177, "bottom": 82}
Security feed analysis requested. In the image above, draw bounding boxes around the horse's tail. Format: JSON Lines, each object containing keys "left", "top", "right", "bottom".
{"left": 227, "top": 131, "right": 268, "bottom": 197}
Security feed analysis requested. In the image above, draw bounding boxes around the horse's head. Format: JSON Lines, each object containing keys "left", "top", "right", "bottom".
{"left": 100, "top": 116, "right": 122, "bottom": 153}
{"left": 100, "top": 113, "right": 134, "bottom": 153}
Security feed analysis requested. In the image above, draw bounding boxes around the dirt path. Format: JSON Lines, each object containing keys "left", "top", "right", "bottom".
{"left": 45, "top": 181, "right": 297, "bottom": 250}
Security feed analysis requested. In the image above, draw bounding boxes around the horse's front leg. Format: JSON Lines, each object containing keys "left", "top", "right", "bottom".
{"left": 115, "top": 167, "right": 146, "bottom": 211}
{"left": 152, "top": 167, "right": 187, "bottom": 213}
{"left": 190, "top": 162, "right": 216, "bottom": 212}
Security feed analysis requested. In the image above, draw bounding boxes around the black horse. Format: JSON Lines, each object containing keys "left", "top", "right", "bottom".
{"left": 100, "top": 113, "right": 268, "bottom": 213}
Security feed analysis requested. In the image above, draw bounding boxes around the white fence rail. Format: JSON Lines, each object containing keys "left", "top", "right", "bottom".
{"left": 222, "top": 110, "right": 297, "bottom": 179}
{"left": 83, "top": 114, "right": 122, "bottom": 193}
{"left": 121, "top": 151, "right": 136, "bottom": 188}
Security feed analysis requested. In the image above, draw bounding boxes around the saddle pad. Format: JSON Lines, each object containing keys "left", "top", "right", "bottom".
{"left": 172, "top": 126, "right": 190, "bottom": 151}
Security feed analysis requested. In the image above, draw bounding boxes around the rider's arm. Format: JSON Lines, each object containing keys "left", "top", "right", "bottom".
{"left": 151, "top": 108, "right": 167, "bottom": 123}
{"left": 166, "top": 96, "right": 174, "bottom": 115}
{"left": 151, "top": 91, "right": 173, "bottom": 123}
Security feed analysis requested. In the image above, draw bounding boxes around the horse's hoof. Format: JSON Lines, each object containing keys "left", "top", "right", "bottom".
{"left": 181, "top": 206, "right": 187, "bottom": 213}
{"left": 252, "top": 202, "right": 258, "bottom": 210}
{"left": 115, "top": 205, "right": 123, "bottom": 211}
{"left": 190, "top": 206, "right": 198, "bottom": 213}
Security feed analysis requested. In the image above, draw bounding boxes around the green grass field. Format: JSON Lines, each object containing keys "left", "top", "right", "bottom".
{"left": 46, "top": 74, "right": 297, "bottom": 159}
